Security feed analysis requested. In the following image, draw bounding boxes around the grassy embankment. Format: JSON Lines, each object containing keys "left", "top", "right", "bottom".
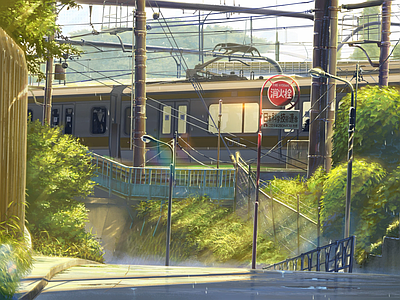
{"left": 118, "top": 196, "right": 285, "bottom": 267}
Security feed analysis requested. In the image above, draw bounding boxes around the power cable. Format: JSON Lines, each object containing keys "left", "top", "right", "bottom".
{"left": 149, "top": 3, "right": 233, "bottom": 156}
{"left": 178, "top": 136, "right": 232, "bottom": 164}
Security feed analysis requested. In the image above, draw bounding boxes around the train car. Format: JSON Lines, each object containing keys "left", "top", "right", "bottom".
{"left": 28, "top": 75, "right": 350, "bottom": 168}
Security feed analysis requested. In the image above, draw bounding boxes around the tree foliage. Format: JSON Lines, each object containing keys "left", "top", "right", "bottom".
{"left": 332, "top": 85, "right": 400, "bottom": 169}
{"left": 0, "top": 0, "right": 80, "bottom": 79}
{"left": 25, "top": 120, "right": 103, "bottom": 262}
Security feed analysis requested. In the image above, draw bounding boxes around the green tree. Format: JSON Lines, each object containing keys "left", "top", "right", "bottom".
{"left": 332, "top": 85, "right": 400, "bottom": 170}
{"left": 0, "top": 0, "right": 80, "bottom": 79}
{"left": 25, "top": 120, "right": 103, "bottom": 262}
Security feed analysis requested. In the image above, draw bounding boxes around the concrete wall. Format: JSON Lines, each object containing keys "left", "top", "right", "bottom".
{"left": 81, "top": 186, "right": 140, "bottom": 262}
{"left": 354, "top": 237, "right": 400, "bottom": 275}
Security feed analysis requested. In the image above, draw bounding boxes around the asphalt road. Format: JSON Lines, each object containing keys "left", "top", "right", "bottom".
{"left": 35, "top": 264, "right": 400, "bottom": 300}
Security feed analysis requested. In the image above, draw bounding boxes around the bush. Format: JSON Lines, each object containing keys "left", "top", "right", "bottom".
{"left": 25, "top": 120, "right": 103, "bottom": 262}
{"left": 333, "top": 85, "right": 400, "bottom": 169}
{"left": 321, "top": 159, "right": 389, "bottom": 263}
{"left": 0, "top": 218, "right": 32, "bottom": 299}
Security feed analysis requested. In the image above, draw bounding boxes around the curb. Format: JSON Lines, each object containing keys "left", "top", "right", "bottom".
{"left": 18, "top": 258, "right": 100, "bottom": 300}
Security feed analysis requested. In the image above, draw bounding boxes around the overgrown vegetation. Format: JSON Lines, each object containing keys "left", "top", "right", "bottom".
{"left": 264, "top": 167, "right": 326, "bottom": 221}
{"left": 333, "top": 86, "right": 400, "bottom": 169}
{"left": 119, "top": 196, "right": 284, "bottom": 266}
{"left": 267, "top": 86, "right": 400, "bottom": 265}
{"left": 0, "top": 217, "right": 32, "bottom": 299}
{"left": 26, "top": 120, "right": 103, "bottom": 262}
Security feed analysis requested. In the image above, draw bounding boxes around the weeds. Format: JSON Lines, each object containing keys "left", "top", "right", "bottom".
{"left": 120, "top": 196, "right": 285, "bottom": 266}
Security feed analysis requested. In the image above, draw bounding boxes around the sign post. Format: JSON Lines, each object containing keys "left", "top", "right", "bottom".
{"left": 251, "top": 75, "right": 300, "bottom": 270}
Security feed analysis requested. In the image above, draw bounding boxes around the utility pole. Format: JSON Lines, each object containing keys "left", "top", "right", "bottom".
{"left": 307, "top": 0, "right": 330, "bottom": 177}
{"left": 379, "top": 0, "right": 391, "bottom": 87}
{"left": 43, "top": 49, "right": 53, "bottom": 125}
{"left": 43, "top": 3, "right": 56, "bottom": 126}
{"left": 133, "top": 0, "right": 147, "bottom": 167}
{"left": 325, "top": 0, "right": 339, "bottom": 172}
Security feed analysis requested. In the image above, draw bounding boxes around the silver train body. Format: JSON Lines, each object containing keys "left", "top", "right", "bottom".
{"left": 28, "top": 77, "right": 324, "bottom": 168}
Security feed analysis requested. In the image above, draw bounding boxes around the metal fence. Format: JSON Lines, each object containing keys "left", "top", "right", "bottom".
{"left": 91, "top": 153, "right": 236, "bottom": 201}
{"left": 234, "top": 155, "right": 319, "bottom": 256}
{"left": 205, "top": 61, "right": 313, "bottom": 78}
{"left": 263, "top": 236, "right": 356, "bottom": 273}
{"left": 0, "top": 28, "right": 28, "bottom": 231}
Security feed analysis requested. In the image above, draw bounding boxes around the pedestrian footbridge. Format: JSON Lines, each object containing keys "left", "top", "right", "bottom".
{"left": 91, "top": 153, "right": 236, "bottom": 202}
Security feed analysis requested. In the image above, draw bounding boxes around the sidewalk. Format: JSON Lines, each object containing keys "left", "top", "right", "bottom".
{"left": 15, "top": 256, "right": 99, "bottom": 300}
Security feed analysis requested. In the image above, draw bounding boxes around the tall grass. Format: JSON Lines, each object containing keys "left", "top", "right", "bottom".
{"left": 118, "top": 196, "right": 285, "bottom": 266}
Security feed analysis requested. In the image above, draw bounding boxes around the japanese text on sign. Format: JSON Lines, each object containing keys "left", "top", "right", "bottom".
{"left": 267, "top": 80, "right": 295, "bottom": 107}
{"left": 262, "top": 109, "right": 300, "bottom": 129}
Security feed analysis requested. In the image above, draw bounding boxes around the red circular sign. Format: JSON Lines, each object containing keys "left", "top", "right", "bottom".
{"left": 267, "top": 80, "right": 295, "bottom": 106}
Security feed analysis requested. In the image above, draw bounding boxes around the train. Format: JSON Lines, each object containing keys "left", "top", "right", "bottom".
{"left": 28, "top": 69, "right": 377, "bottom": 168}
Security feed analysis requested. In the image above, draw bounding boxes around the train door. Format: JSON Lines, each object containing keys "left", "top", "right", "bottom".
{"left": 160, "top": 101, "right": 188, "bottom": 138}
{"left": 50, "top": 104, "right": 75, "bottom": 134}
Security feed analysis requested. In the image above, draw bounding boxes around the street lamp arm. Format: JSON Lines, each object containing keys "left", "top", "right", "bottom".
{"left": 141, "top": 134, "right": 173, "bottom": 152}
{"left": 309, "top": 67, "right": 354, "bottom": 106}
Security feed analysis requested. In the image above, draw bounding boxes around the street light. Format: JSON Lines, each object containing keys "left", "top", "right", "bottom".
{"left": 141, "top": 133, "right": 176, "bottom": 266}
{"left": 309, "top": 67, "right": 356, "bottom": 239}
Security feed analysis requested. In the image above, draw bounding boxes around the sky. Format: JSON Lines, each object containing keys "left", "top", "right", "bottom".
{"left": 57, "top": 0, "right": 400, "bottom": 62}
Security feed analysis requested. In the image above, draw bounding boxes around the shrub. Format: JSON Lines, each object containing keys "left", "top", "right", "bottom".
{"left": 333, "top": 85, "right": 400, "bottom": 169}
{"left": 25, "top": 120, "right": 103, "bottom": 262}
{"left": 321, "top": 159, "right": 388, "bottom": 263}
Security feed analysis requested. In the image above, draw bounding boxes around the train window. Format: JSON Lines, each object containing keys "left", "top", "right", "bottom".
{"left": 91, "top": 107, "right": 107, "bottom": 134}
{"left": 64, "top": 108, "right": 73, "bottom": 134}
{"left": 28, "top": 109, "right": 33, "bottom": 122}
{"left": 124, "top": 107, "right": 132, "bottom": 135}
{"left": 162, "top": 106, "right": 172, "bottom": 134}
{"left": 177, "top": 105, "right": 187, "bottom": 134}
{"left": 51, "top": 109, "right": 60, "bottom": 127}
{"left": 209, "top": 103, "right": 243, "bottom": 134}
{"left": 243, "top": 103, "right": 258, "bottom": 133}
{"left": 302, "top": 102, "right": 311, "bottom": 132}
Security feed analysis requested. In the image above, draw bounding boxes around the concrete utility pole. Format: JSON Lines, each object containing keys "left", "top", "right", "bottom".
{"left": 133, "top": 0, "right": 147, "bottom": 167}
{"left": 379, "top": 0, "right": 391, "bottom": 86}
{"left": 325, "top": 0, "right": 339, "bottom": 172}
{"left": 43, "top": 4, "right": 56, "bottom": 125}
{"left": 307, "top": 0, "right": 330, "bottom": 177}
{"left": 43, "top": 50, "right": 53, "bottom": 125}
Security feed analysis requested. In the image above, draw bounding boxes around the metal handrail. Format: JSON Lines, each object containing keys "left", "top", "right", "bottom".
{"left": 89, "top": 152, "right": 236, "bottom": 200}
{"left": 263, "top": 236, "right": 356, "bottom": 273}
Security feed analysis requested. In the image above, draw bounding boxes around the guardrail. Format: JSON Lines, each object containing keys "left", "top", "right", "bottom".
{"left": 90, "top": 153, "right": 236, "bottom": 201}
{"left": 263, "top": 236, "right": 356, "bottom": 273}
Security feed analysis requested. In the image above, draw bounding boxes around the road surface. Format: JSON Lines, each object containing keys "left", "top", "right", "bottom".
{"left": 35, "top": 264, "right": 400, "bottom": 300}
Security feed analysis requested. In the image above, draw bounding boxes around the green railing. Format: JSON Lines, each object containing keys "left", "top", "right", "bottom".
{"left": 90, "top": 153, "right": 235, "bottom": 201}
